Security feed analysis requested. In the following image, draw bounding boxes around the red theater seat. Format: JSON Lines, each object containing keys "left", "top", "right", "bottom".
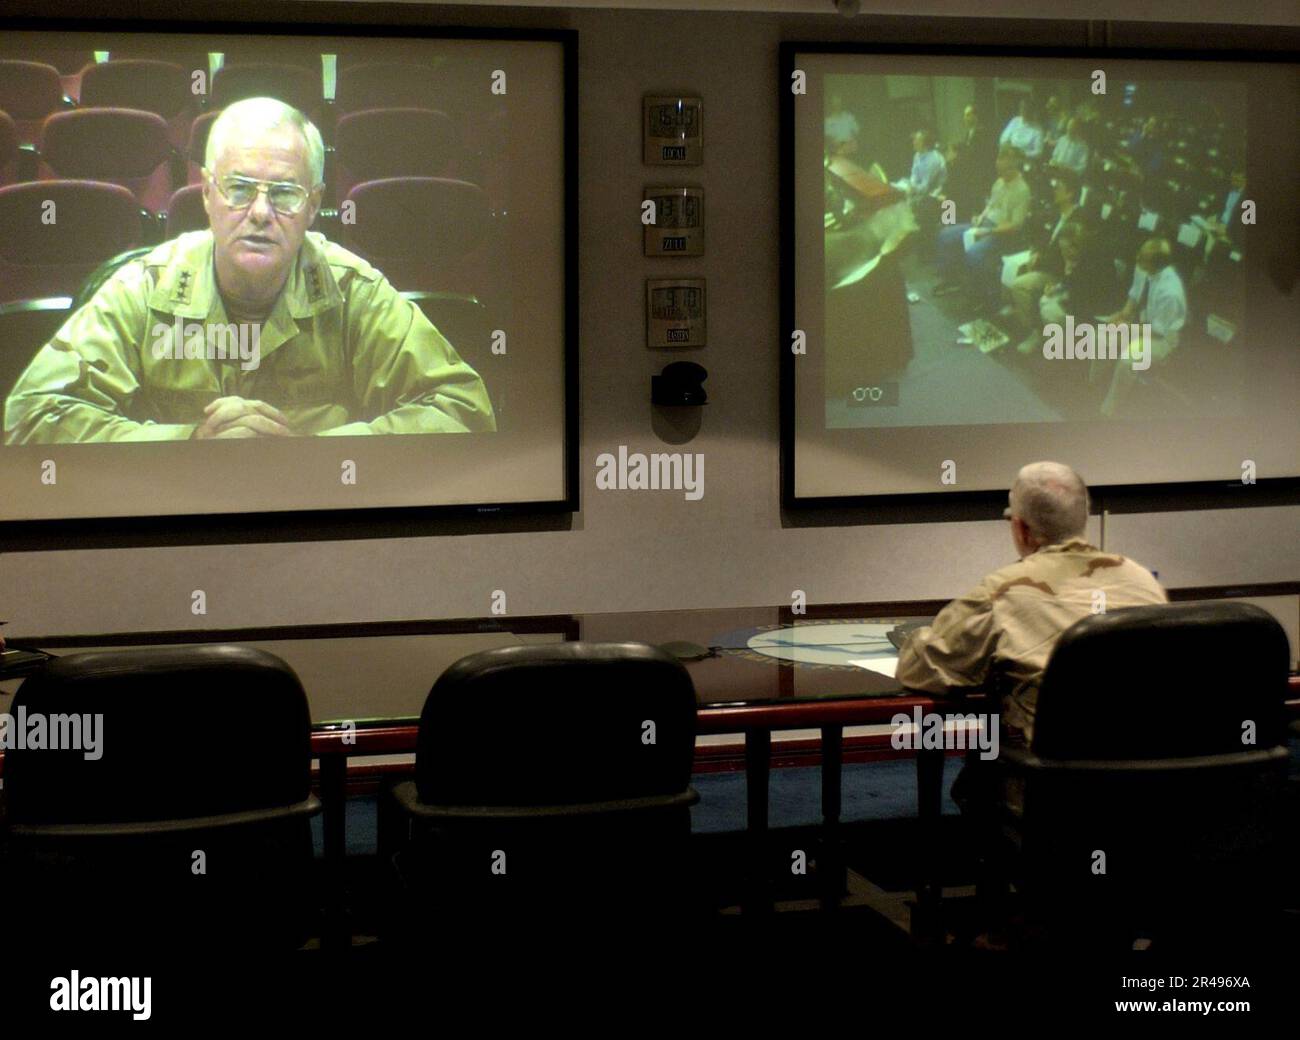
{"left": 0, "top": 110, "right": 18, "bottom": 186}
{"left": 186, "top": 109, "right": 220, "bottom": 184}
{"left": 0, "top": 60, "right": 65, "bottom": 146}
{"left": 340, "top": 176, "right": 493, "bottom": 295}
{"left": 38, "top": 107, "right": 177, "bottom": 215}
{"left": 164, "top": 183, "right": 208, "bottom": 239}
{"left": 211, "top": 62, "right": 322, "bottom": 122}
{"left": 333, "top": 108, "right": 458, "bottom": 205}
{"left": 0, "top": 180, "right": 143, "bottom": 304}
{"left": 77, "top": 59, "right": 197, "bottom": 149}
{"left": 335, "top": 62, "right": 440, "bottom": 114}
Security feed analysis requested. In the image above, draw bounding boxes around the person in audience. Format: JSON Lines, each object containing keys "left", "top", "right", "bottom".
{"left": 1125, "top": 115, "right": 1166, "bottom": 181}
{"left": 942, "top": 105, "right": 997, "bottom": 222}
{"left": 999, "top": 96, "right": 1045, "bottom": 161}
{"left": 1017, "top": 222, "right": 1116, "bottom": 355}
{"left": 1048, "top": 117, "right": 1089, "bottom": 177}
{"left": 1043, "top": 95, "right": 1068, "bottom": 149}
{"left": 4, "top": 97, "right": 495, "bottom": 444}
{"left": 1004, "top": 172, "right": 1083, "bottom": 340}
{"left": 898, "top": 461, "right": 1167, "bottom": 816}
{"left": 1208, "top": 167, "right": 1247, "bottom": 242}
{"left": 824, "top": 107, "right": 891, "bottom": 193}
{"left": 906, "top": 128, "right": 947, "bottom": 199}
{"left": 824, "top": 96, "right": 861, "bottom": 156}
{"left": 1096, "top": 237, "right": 1187, "bottom": 417}
{"left": 934, "top": 146, "right": 1032, "bottom": 314}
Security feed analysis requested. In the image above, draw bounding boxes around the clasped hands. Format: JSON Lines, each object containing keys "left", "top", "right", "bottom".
{"left": 193, "top": 396, "right": 295, "bottom": 439}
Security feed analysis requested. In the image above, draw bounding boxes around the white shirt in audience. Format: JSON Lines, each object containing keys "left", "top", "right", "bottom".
{"left": 1128, "top": 264, "right": 1187, "bottom": 341}
{"left": 1050, "top": 135, "right": 1089, "bottom": 175}
{"left": 999, "top": 116, "right": 1044, "bottom": 159}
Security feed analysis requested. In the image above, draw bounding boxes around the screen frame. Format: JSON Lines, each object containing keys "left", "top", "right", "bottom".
{"left": 0, "top": 13, "right": 579, "bottom": 537}
{"left": 780, "top": 34, "right": 1300, "bottom": 514}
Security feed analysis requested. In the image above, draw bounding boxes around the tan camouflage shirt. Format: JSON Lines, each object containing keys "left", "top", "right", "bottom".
{"left": 4, "top": 230, "right": 496, "bottom": 443}
{"left": 897, "top": 539, "right": 1167, "bottom": 746}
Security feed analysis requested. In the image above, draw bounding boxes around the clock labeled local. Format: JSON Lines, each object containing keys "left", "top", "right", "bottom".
{"left": 644, "top": 96, "right": 702, "bottom": 165}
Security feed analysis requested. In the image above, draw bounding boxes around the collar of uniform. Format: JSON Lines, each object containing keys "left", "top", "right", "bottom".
{"left": 1038, "top": 538, "right": 1098, "bottom": 555}
{"left": 149, "top": 229, "right": 343, "bottom": 321}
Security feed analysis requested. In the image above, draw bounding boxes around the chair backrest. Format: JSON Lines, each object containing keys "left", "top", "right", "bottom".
{"left": 1034, "top": 601, "right": 1290, "bottom": 760}
{"left": 402, "top": 291, "right": 491, "bottom": 375}
{"left": 415, "top": 642, "right": 697, "bottom": 808}
{"left": 0, "top": 109, "right": 18, "bottom": 185}
{"left": 210, "top": 62, "right": 321, "bottom": 120}
{"left": 0, "top": 179, "right": 143, "bottom": 303}
{"left": 185, "top": 108, "right": 220, "bottom": 184}
{"left": 334, "top": 107, "right": 458, "bottom": 203}
{"left": 4, "top": 644, "right": 313, "bottom": 826}
{"left": 164, "top": 182, "right": 207, "bottom": 239}
{"left": 39, "top": 106, "right": 173, "bottom": 180}
{"left": 0, "top": 60, "right": 62, "bottom": 125}
{"left": 341, "top": 176, "right": 492, "bottom": 291}
{"left": 0, "top": 298, "right": 73, "bottom": 422}
{"left": 72, "top": 244, "right": 157, "bottom": 311}
{"left": 77, "top": 59, "right": 192, "bottom": 120}
{"left": 335, "top": 62, "right": 441, "bottom": 115}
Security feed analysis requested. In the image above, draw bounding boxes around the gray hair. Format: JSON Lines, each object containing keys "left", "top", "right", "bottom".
{"left": 1009, "top": 461, "right": 1090, "bottom": 545}
{"left": 205, "top": 97, "right": 324, "bottom": 188}
{"left": 824, "top": 111, "right": 860, "bottom": 147}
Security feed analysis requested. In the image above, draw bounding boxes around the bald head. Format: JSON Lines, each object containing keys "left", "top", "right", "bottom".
{"left": 1008, "top": 462, "right": 1089, "bottom": 548}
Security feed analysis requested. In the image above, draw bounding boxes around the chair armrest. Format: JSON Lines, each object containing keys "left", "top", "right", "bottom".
{"left": 389, "top": 780, "right": 698, "bottom": 822}
{"left": 0, "top": 296, "right": 73, "bottom": 317}
{"left": 5, "top": 794, "right": 321, "bottom": 839}
{"left": 996, "top": 744, "right": 1287, "bottom": 776}
{"left": 16, "top": 143, "right": 39, "bottom": 181}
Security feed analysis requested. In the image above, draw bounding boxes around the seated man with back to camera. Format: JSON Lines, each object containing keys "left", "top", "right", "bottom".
{"left": 896, "top": 462, "right": 1167, "bottom": 817}
{"left": 4, "top": 97, "right": 495, "bottom": 443}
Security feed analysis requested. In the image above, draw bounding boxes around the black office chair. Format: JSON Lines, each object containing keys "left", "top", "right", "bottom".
{"left": 379, "top": 642, "right": 701, "bottom": 938}
{"left": 0, "top": 645, "right": 321, "bottom": 952}
{"left": 976, "top": 602, "right": 1291, "bottom": 951}
{"left": 399, "top": 288, "right": 501, "bottom": 425}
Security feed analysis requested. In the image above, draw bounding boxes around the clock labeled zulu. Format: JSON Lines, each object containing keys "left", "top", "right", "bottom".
{"left": 647, "top": 279, "right": 706, "bottom": 348}
{"left": 644, "top": 96, "right": 702, "bottom": 165}
{"left": 644, "top": 187, "right": 704, "bottom": 257}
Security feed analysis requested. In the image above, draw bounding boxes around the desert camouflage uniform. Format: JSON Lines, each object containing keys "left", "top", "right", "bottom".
{"left": 4, "top": 230, "right": 495, "bottom": 443}
{"left": 898, "top": 538, "right": 1168, "bottom": 746}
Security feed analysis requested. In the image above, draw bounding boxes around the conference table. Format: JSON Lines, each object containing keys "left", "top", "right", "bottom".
{"left": 0, "top": 603, "right": 961, "bottom": 914}
{"left": 4, "top": 592, "right": 1298, "bottom": 931}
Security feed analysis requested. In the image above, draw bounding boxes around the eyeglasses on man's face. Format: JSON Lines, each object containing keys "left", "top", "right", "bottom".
{"left": 206, "top": 170, "right": 313, "bottom": 215}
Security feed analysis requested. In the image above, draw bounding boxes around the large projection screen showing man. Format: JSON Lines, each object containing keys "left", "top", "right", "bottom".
{"left": 0, "top": 27, "right": 572, "bottom": 521}
{"left": 784, "top": 46, "right": 1298, "bottom": 501}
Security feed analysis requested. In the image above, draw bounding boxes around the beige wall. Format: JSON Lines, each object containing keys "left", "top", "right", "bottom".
{"left": 0, "top": 2, "right": 1295, "bottom": 637}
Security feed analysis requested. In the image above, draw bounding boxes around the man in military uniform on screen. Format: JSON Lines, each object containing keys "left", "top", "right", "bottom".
{"left": 4, "top": 98, "right": 495, "bottom": 443}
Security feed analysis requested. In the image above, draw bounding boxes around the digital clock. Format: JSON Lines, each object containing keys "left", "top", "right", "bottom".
{"left": 644, "top": 96, "right": 703, "bottom": 165}
{"left": 646, "top": 279, "right": 706, "bottom": 348}
{"left": 644, "top": 187, "right": 704, "bottom": 256}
